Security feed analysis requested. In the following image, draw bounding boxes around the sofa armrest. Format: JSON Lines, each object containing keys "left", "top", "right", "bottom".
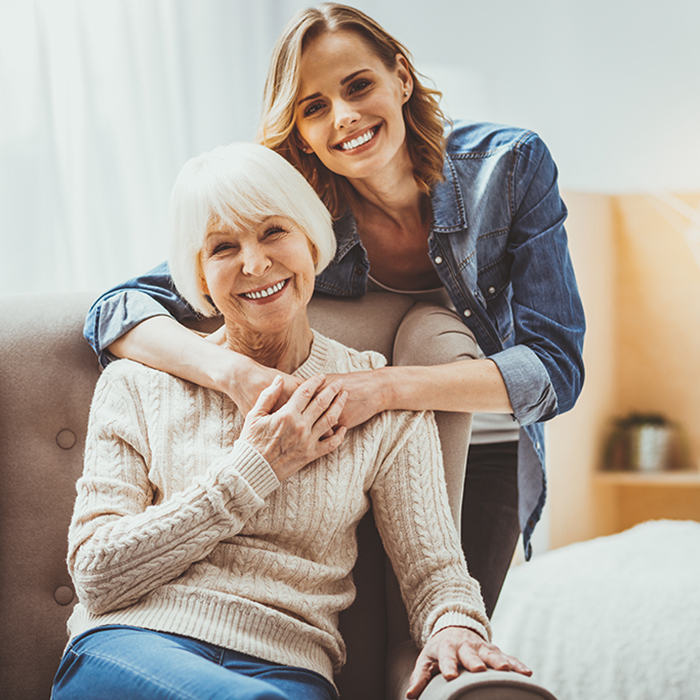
{"left": 386, "top": 640, "right": 558, "bottom": 700}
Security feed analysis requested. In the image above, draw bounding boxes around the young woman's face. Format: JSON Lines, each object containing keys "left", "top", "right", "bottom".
{"left": 199, "top": 215, "right": 316, "bottom": 336}
{"left": 295, "top": 30, "right": 412, "bottom": 183}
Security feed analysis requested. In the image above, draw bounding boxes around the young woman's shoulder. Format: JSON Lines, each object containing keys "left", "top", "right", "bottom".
{"left": 445, "top": 120, "right": 546, "bottom": 158}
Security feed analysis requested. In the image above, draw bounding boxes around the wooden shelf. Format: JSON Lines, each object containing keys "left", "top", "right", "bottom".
{"left": 595, "top": 470, "right": 700, "bottom": 532}
{"left": 595, "top": 471, "right": 700, "bottom": 487}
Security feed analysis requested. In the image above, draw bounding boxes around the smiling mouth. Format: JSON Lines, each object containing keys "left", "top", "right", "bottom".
{"left": 336, "top": 126, "right": 378, "bottom": 152}
{"left": 240, "top": 279, "right": 288, "bottom": 300}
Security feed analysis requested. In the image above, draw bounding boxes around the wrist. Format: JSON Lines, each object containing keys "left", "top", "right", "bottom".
{"left": 376, "top": 366, "right": 398, "bottom": 412}
{"left": 209, "top": 349, "right": 253, "bottom": 404}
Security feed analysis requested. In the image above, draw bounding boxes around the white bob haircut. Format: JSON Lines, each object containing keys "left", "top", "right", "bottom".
{"left": 168, "top": 142, "right": 336, "bottom": 317}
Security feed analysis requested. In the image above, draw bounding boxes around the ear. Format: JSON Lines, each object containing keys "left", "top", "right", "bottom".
{"left": 395, "top": 54, "right": 413, "bottom": 102}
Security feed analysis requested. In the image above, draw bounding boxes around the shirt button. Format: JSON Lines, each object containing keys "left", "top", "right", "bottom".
{"left": 354, "top": 267, "right": 364, "bottom": 276}
{"left": 463, "top": 309, "right": 472, "bottom": 318}
{"left": 434, "top": 256, "right": 443, "bottom": 264}
{"left": 488, "top": 286, "right": 496, "bottom": 295}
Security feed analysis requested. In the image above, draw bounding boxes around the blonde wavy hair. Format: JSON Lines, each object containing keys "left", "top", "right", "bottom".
{"left": 256, "top": 3, "right": 449, "bottom": 219}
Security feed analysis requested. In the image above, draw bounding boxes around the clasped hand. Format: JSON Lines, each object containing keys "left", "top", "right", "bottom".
{"left": 239, "top": 374, "right": 348, "bottom": 481}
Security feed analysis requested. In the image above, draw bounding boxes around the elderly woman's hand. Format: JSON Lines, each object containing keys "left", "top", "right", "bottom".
{"left": 406, "top": 626, "right": 532, "bottom": 699}
{"left": 239, "top": 374, "right": 348, "bottom": 481}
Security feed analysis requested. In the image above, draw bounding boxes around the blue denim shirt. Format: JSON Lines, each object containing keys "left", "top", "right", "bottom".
{"left": 84, "top": 121, "right": 585, "bottom": 559}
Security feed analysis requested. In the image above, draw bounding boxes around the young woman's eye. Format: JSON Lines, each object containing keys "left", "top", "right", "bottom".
{"left": 349, "top": 78, "right": 371, "bottom": 94}
{"left": 303, "top": 101, "right": 324, "bottom": 118}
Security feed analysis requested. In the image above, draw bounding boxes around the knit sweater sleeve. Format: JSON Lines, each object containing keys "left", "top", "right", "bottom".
{"left": 369, "top": 409, "right": 492, "bottom": 646}
{"left": 68, "top": 365, "right": 279, "bottom": 616}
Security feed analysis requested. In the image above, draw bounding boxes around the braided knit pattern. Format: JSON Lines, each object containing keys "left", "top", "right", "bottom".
{"left": 67, "top": 331, "right": 490, "bottom": 683}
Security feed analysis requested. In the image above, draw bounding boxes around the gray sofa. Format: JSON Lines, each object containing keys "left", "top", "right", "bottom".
{"left": 0, "top": 291, "right": 555, "bottom": 700}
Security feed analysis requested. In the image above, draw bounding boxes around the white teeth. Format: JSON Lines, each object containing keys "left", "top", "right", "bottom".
{"left": 242, "top": 280, "right": 285, "bottom": 300}
{"left": 340, "top": 128, "right": 375, "bottom": 151}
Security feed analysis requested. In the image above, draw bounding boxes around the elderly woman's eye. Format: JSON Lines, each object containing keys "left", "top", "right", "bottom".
{"left": 211, "top": 242, "right": 234, "bottom": 255}
{"left": 264, "top": 226, "right": 286, "bottom": 238}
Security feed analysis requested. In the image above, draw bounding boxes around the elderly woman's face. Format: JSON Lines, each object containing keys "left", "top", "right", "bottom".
{"left": 295, "top": 30, "right": 411, "bottom": 183}
{"left": 200, "top": 215, "right": 316, "bottom": 335}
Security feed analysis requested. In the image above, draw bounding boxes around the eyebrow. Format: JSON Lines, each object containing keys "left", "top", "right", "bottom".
{"left": 297, "top": 69, "right": 370, "bottom": 107}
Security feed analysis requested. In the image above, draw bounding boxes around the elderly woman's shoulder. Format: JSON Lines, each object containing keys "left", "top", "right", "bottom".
{"left": 98, "top": 358, "right": 191, "bottom": 395}
{"left": 311, "top": 332, "right": 387, "bottom": 374}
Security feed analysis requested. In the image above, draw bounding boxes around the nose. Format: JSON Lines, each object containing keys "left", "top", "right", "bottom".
{"left": 240, "top": 242, "right": 272, "bottom": 277}
{"left": 332, "top": 98, "right": 360, "bottom": 130}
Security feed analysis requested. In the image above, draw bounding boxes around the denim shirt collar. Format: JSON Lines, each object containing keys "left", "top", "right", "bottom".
{"left": 331, "top": 209, "right": 361, "bottom": 262}
{"left": 332, "top": 152, "right": 468, "bottom": 248}
{"left": 431, "top": 153, "right": 469, "bottom": 234}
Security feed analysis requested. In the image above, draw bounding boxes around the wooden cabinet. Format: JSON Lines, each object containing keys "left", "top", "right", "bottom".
{"left": 594, "top": 472, "right": 700, "bottom": 533}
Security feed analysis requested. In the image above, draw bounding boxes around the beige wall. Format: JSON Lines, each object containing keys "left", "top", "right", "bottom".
{"left": 615, "top": 193, "right": 700, "bottom": 461}
{"left": 545, "top": 191, "right": 700, "bottom": 549}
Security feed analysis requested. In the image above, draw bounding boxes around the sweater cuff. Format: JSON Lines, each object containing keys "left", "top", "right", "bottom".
{"left": 430, "top": 612, "right": 490, "bottom": 644}
{"left": 220, "top": 440, "right": 280, "bottom": 502}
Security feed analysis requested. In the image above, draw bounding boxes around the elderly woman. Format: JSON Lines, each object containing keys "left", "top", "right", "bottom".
{"left": 51, "top": 143, "right": 530, "bottom": 700}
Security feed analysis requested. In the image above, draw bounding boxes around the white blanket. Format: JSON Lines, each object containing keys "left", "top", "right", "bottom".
{"left": 491, "top": 520, "right": 700, "bottom": 700}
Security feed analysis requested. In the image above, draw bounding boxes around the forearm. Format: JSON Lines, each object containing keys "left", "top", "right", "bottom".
{"left": 378, "top": 359, "right": 513, "bottom": 415}
{"left": 109, "top": 316, "right": 250, "bottom": 400}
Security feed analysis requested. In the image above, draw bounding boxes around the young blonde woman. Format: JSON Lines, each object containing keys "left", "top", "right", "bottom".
{"left": 53, "top": 143, "right": 531, "bottom": 700}
{"left": 84, "top": 4, "right": 585, "bottom": 616}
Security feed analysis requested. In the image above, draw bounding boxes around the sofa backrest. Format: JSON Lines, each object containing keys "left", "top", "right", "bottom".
{"left": 0, "top": 291, "right": 415, "bottom": 700}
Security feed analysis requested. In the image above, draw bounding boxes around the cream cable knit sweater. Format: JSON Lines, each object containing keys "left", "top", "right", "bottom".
{"left": 66, "top": 331, "right": 490, "bottom": 683}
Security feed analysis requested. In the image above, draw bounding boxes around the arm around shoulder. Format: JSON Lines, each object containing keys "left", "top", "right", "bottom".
{"left": 502, "top": 132, "right": 586, "bottom": 420}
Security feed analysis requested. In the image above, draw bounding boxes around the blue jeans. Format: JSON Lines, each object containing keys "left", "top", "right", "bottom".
{"left": 51, "top": 626, "right": 338, "bottom": 700}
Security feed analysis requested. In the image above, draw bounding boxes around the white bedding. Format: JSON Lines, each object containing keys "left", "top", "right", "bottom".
{"left": 491, "top": 520, "right": 700, "bottom": 700}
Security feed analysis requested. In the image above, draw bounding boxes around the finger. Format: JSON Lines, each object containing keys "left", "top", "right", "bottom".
{"left": 456, "top": 643, "right": 487, "bottom": 673}
{"left": 476, "top": 644, "right": 532, "bottom": 676}
{"left": 495, "top": 652, "right": 532, "bottom": 676}
{"left": 406, "top": 654, "right": 437, "bottom": 699}
{"left": 312, "top": 389, "right": 347, "bottom": 438}
{"left": 271, "top": 376, "right": 303, "bottom": 412}
{"left": 302, "top": 378, "right": 344, "bottom": 421}
{"left": 284, "top": 374, "right": 326, "bottom": 413}
{"left": 316, "top": 425, "right": 347, "bottom": 458}
{"left": 480, "top": 645, "right": 514, "bottom": 671}
{"left": 250, "top": 376, "right": 284, "bottom": 417}
{"left": 436, "top": 644, "right": 461, "bottom": 681}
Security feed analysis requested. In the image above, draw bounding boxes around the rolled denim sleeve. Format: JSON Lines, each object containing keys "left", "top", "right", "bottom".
{"left": 499, "top": 133, "right": 585, "bottom": 423}
{"left": 84, "top": 261, "right": 201, "bottom": 368}
{"left": 489, "top": 344, "right": 558, "bottom": 425}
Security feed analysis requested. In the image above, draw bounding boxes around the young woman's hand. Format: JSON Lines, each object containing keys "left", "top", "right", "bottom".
{"left": 239, "top": 375, "right": 348, "bottom": 481}
{"left": 406, "top": 627, "right": 532, "bottom": 699}
{"left": 204, "top": 325, "right": 304, "bottom": 415}
{"left": 321, "top": 370, "right": 391, "bottom": 428}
